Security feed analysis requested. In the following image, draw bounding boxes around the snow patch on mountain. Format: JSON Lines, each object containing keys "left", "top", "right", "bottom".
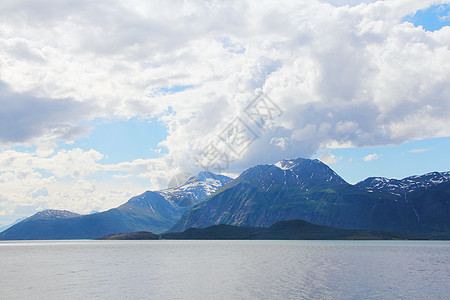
{"left": 356, "top": 171, "right": 450, "bottom": 194}
{"left": 159, "top": 172, "right": 232, "bottom": 207}
{"left": 29, "top": 210, "right": 81, "bottom": 220}
{"left": 274, "top": 159, "right": 298, "bottom": 170}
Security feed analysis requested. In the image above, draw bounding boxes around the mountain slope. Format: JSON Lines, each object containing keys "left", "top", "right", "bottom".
{"left": 0, "top": 172, "right": 232, "bottom": 240}
{"left": 0, "top": 217, "right": 27, "bottom": 233}
{"left": 356, "top": 172, "right": 450, "bottom": 234}
{"left": 171, "top": 158, "right": 449, "bottom": 236}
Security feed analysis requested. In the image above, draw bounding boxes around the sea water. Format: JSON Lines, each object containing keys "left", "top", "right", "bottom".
{"left": 1, "top": 240, "right": 449, "bottom": 299}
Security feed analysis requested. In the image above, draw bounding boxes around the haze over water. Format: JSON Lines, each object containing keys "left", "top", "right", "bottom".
{"left": 1, "top": 240, "right": 449, "bottom": 299}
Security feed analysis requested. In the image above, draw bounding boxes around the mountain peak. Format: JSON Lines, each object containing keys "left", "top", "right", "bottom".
{"left": 271, "top": 157, "right": 346, "bottom": 186}
{"left": 274, "top": 157, "right": 321, "bottom": 170}
{"left": 274, "top": 159, "right": 298, "bottom": 170}
{"left": 28, "top": 210, "right": 80, "bottom": 220}
{"left": 184, "top": 171, "right": 226, "bottom": 184}
{"left": 159, "top": 172, "right": 233, "bottom": 208}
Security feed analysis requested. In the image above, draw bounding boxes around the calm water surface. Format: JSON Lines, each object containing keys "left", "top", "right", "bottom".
{"left": 0, "top": 240, "right": 449, "bottom": 299}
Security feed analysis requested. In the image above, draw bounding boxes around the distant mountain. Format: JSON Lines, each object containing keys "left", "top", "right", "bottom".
{"left": 171, "top": 158, "right": 450, "bottom": 237}
{"left": 98, "top": 219, "right": 429, "bottom": 240}
{"left": 28, "top": 209, "right": 81, "bottom": 220}
{"left": 2, "top": 158, "right": 449, "bottom": 240}
{"left": 0, "top": 217, "right": 27, "bottom": 233}
{"left": 0, "top": 172, "right": 232, "bottom": 240}
{"left": 356, "top": 171, "right": 450, "bottom": 195}
{"left": 0, "top": 210, "right": 82, "bottom": 240}
{"left": 357, "top": 173, "right": 450, "bottom": 229}
{"left": 159, "top": 172, "right": 232, "bottom": 209}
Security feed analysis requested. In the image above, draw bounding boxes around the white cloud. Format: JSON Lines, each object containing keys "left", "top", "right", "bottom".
{"left": 0, "top": 81, "right": 93, "bottom": 145}
{"left": 0, "top": 0, "right": 449, "bottom": 221}
{"left": 408, "top": 148, "right": 430, "bottom": 153}
{"left": 321, "top": 0, "right": 378, "bottom": 6}
{"left": 318, "top": 150, "right": 340, "bottom": 165}
{"left": 441, "top": 11, "right": 450, "bottom": 21}
{"left": 364, "top": 153, "right": 382, "bottom": 162}
{"left": 0, "top": 148, "right": 103, "bottom": 178}
{"left": 270, "top": 137, "right": 288, "bottom": 150}
{"left": 0, "top": 147, "right": 162, "bottom": 224}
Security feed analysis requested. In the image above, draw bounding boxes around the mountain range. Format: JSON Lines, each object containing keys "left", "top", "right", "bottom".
{"left": 0, "top": 172, "right": 231, "bottom": 240}
{"left": 172, "top": 158, "right": 449, "bottom": 237}
{"left": 0, "top": 158, "right": 449, "bottom": 240}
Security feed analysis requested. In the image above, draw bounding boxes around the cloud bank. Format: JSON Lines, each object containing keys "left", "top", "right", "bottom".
{"left": 0, "top": 0, "right": 449, "bottom": 221}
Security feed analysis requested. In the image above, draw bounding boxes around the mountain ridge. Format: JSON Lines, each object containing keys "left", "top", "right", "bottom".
{"left": 170, "top": 158, "right": 450, "bottom": 236}
{"left": 1, "top": 158, "right": 448, "bottom": 240}
{"left": 28, "top": 209, "right": 81, "bottom": 220}
{"left": 0, "top": 172, "right": 232, "bottom": 240}
{"left": 356, "top": 171, "right": 450, "bottom": 194}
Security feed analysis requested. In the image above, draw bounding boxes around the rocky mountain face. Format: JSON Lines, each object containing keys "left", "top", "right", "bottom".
{"left": 0, "top": 172, "right": 231, "bottom": 240}
{"left": 171, "top": 158, "right": 450, "bottom": 236}
{"left": 356, "top": 172, "right": 450, "bottom": 229}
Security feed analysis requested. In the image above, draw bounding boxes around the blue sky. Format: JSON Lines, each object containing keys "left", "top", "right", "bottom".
{"left": 72, "top": 118, "right": 167, "bottom": 164}
{"left": 0, "top": 0, "right": 449, "bottom": 224}
{"left": 315, "top": 137, "right": 450, "bottom": 183}
{"left": 403, "top": 4, "right": 450, "bottom": 31}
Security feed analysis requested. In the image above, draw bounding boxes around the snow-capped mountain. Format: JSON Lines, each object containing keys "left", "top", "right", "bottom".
{"left": 171, "top": 158, "right": 450, "bottom": 236}
{"left": 0, "top": 172, "right": 232, "bottom": 240}
{"left": 273, "top": 158, "right": 347, "bottom": 186}
{"left": 1, "top": 158, "right": 448, "bottom": 240}
{"left": 159, "top": 172, "right": 232, "bottom": 208}
{"left": 172, "top": 158, "right": 354, "bottom": 232}
{"left": 28, "top": 209, "right": 81, "bottom": 220}
{"left": 356, "top": 171, "right": 450, "bottom": 195}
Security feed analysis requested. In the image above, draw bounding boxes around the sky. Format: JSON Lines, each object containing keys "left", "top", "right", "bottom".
{"left": 0, "top": 0, "right": 449, "bottom": 225}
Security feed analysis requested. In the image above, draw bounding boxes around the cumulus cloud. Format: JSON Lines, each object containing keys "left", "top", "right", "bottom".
{"left": 0, "top": 147, "right": 158, "bottom": 224}
{"left": 0, "top": 81, "right": 93, "bottom": 145}
{"left": 364, "top": 153, "right": 382, "bottom": 162}
{"left": 0, "top": 0, "right": 449, "bottom": 219}
{"left": 0, "top": 148, "right": 104, "bottom": 178}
